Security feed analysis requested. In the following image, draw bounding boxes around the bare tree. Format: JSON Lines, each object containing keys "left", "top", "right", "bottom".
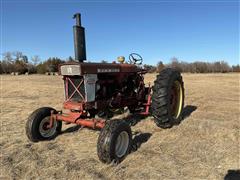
{"left": 3, "top": 52, "right": 13, "bottom": 63}
{"left": 0, "top": 61, "right": 3, "bottom": 74}
{"left": 101, "top": 60, "right": 108, "bottom": 63}
{"left": 169, "top": 57, "right": 183, "bottom": 72}
{"left": 31, "top": 55, "right": 41, "bottom": 65}
{"left": 13, "top": 51, "right": 24, "bottom": 61}
{"left": 67, "top": 56, "right": 74, "bottom": 62}
{"left": 232, "top": 65, "right": 240, "bottom": 72}
{"left": 156, "top": 61, "right": 164, "bottom": 73}
{"left": 143, "top": 64, "right": 156, "bottom": 73}
{"left": 2, "top": 52, "right": 14, "bottom": 72}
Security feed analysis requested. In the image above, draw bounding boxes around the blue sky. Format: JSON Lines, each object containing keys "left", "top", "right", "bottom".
{"left": 1, "top": 0, "right": 239, "bottom": 65}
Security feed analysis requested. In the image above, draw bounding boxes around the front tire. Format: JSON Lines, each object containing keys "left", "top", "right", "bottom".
{"left": 151, "top": 68, "right": 184, "bottom": 128}
{"left": 97, "top": 120, "right": 132, "bottom": 164}
{"left": 25, "top": 107, "right": 62, "bottom": 142}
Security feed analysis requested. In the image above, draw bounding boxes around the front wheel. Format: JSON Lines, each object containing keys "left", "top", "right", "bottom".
{"left": 25, "top": 107, "right": 62, "bottom": 142}
{"left": 97, "top": 120, "right": 132, "bottom": 164}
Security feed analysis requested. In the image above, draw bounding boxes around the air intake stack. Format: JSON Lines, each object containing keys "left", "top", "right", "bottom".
{"left": 73, "top": 13, "right": 86, "bottom": 62}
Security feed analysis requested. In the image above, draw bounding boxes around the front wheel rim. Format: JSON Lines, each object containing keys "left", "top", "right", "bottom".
{"left": 170, "top": 80, "right": 183, "bottom": 119}
{"left": 115, "top": 131, "right": 129, "bottom": 158}
{"left": 39, "top": 117, "right": 57, "bottom": 138}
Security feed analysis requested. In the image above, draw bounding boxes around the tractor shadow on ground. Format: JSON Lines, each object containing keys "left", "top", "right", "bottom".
{"left": 224, "top": 169, "right": 240, "bottom": 180}
{"left": 130, "top": 132, "right": 152, "bottom": 153}
{"left": 124, "top": 105, "right": 197, "bottom": 127}
{"left": 61, "top": 125, "right": 82, "bottom": 134}
{"left": 123, "top": 114, "right": 149, "bottom": 127}
{"left": 180, "top": 105, "right": 197, "bottom": 121}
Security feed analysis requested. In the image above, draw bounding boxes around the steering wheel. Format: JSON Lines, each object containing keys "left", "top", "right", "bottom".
{"left": 129, "top": 53, "right": 143, "bottom": 65}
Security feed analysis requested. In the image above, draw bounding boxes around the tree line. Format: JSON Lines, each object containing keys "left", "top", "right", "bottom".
{"left": 144, "top": 58, "right": 240, "bottom": 73}
{"left": 0, "top": 52, "right": 239, "bottom": 74}
{"left": 0, "top": 51, "right": 71, "bottom": 74}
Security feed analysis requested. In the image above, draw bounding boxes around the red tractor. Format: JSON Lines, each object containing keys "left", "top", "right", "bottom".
{"left": 26, "top": 13, "right": 184, "bottom": 164}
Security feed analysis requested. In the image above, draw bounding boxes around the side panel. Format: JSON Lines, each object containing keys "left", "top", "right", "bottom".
{"left": 84, "top": 74, "right": 98, "bottom": 102}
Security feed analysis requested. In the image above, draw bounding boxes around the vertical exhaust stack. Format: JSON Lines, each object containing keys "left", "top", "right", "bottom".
{"left": 73, "top": 13, "right": 86, "bottom": 62}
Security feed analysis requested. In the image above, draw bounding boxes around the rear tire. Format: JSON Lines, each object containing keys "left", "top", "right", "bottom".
{"left": 151, "top": 68, "right": 184, "bottom": 128}
{"left": 97, "top": 120, "right": 132, "bottom": 164}
{"left": 26, "top": 107, "right": 62, "bottom": 142}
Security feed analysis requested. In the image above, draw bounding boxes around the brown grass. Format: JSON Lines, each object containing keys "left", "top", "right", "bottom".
{"left": 0, "top": 73, "right": 239, "bottom": 179}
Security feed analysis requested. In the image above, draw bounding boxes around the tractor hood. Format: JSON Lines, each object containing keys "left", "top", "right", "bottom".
{"left": 59, "top": 62, "right": 141, "bottom": 76}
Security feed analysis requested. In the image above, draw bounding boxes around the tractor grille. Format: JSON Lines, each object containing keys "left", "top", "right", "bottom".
{"left": 64, "top": 76, "right": 85, "bottom": 102}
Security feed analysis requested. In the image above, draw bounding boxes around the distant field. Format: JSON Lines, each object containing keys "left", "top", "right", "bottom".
{"left": 0, "top": 73, "right": 239, "bottom": 179}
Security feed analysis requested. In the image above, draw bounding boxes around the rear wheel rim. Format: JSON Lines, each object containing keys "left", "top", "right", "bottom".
{"left": 170, "top": 80, "right": 183, "bottom": 119}
{"left": 39, "top": 117, "right": 57, "bottom": 138}
{"left": 115, "top": 131, "right": 129, "bottom": 158}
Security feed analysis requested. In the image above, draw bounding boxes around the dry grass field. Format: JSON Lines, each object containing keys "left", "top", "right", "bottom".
{"left": 0, "top": 73, "right": 239, "bottom": 179}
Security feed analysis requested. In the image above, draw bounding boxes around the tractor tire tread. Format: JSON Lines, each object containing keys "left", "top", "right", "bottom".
{"left": 25, "top": 107, "right": 62, "bottom": 142}
{"left": 151, "top": 68, "right": 184, "bottom": 129}
{"left": 97, "top": 120, "right": 132, "bottom": 164}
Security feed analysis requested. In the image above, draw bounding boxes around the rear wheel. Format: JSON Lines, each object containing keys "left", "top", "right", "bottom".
{"left": 151, "top": 68, "right": 184, "bottom": 128}
{"left": 97, "top": 120, "right": 132, "bottom": 164}
{"left": 26, "top": 107, "right": 62, "bottom": 142}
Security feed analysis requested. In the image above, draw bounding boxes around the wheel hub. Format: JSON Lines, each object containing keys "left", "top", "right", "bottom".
{"left": 115, "top": 131, "right": 129, "bottom": 158}
{"left": 170, "top": 80, "right": 183, "bottom": 119}
{"left": 39, "top": 117, "right": 57, "bottom": 138}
